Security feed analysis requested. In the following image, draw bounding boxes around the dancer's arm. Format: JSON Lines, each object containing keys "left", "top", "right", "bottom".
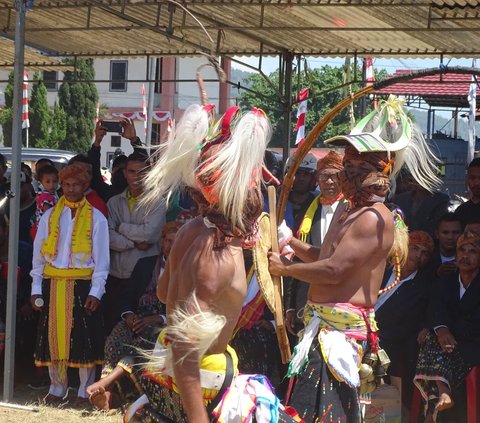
{"left": 289, "top": 237, "right": 320, "bottom": 263}
{"left": 270, "top": 207, "right": 391, "bottom": 285}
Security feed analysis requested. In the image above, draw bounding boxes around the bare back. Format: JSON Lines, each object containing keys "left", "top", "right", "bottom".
{"left": 309, "top": 201, "right": 394, "bottom": 307}
{"left": 160, "top": 216, "right": 246, "bottom": 354}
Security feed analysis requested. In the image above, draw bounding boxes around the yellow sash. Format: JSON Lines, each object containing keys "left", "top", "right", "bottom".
{"left": 41, "top": 196, "right": 93, "bottom": 261}
{"left": 43, "top": 264, "right": 93, "bottom": 383}
{"left": 297, "top": 195, "right": 320, "bottom": 242}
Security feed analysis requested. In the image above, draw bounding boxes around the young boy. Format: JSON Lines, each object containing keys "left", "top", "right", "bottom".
{"left": 32, "top": 165, "right": 59, "bottom": 240}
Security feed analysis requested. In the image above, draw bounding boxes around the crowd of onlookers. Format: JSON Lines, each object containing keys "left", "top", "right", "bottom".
{"left": 0, "top": 120, "right": 478, "bottom": 420}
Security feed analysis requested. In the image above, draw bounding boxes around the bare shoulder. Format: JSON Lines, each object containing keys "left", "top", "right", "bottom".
{"left": 171, "top": 217, "right": 238, "bottom": 296}
{"left": 352, "top": 203, "right": 393, "bottom": 232}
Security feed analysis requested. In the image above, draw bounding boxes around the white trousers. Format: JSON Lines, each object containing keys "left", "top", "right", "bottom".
{"left": 48, "top": 365, "right": 96, "bottom": 398}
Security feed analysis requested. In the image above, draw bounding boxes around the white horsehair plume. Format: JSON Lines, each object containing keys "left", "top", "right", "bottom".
{"left": 392, "top": 124, "right": 442, "bottom": 192}
{"left": 141, "top": 104, "right": 212, "bottom": 208}
{"left": 139, "top": 292, "right": 227, "bottom": 375}
{"left": 363, "top": 100, "right": 442, "bottom": 192}
{"left": 196, "top": 109, "right": 272, "bottom": 231}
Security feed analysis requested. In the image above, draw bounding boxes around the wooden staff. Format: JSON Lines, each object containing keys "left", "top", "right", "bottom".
{"left": 267, "top": 185, "right": 291, "bottom": 364}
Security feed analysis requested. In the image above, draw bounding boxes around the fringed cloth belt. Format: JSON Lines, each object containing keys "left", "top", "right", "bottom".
{"left": 43, "top": 264, "right": 93, "bottom": 384}
{"left": 288, "top": 302, "right": 378, "bottom": 388}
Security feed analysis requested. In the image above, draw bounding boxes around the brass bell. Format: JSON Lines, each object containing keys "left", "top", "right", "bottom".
{"left": 374, "top": 363, "right": 387, "bottom": 378}
{"left": 376, "top": 348, "right": 391, "bottom": 369}
{"left": 363, "top": 350, "right": 377, "bottom": 366}
{"left": 359, "top": 363, "right": 373, "bottom": 380}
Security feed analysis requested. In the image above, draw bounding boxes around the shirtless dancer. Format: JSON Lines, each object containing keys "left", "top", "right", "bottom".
{"left": 96, "top": 105, "right": 297, "bottom": 423}
{"left": 269, "top": 97, "right": 441, "bottom": 422}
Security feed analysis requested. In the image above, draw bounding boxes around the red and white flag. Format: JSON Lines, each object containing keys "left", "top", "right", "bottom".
{"left": 364, "top": 57, "right": 378, "bottom": 109}
{"left": 294, "top": 88, "right": 309, "bottom": 147}
{"left": 467, "top": 59, "right": 477, "bottom": 164}
{"left": 141, "top": 83, "right": 147, "bottom": 136}
{"left": 22, "top": 71, "right": 29, "bottom": 129}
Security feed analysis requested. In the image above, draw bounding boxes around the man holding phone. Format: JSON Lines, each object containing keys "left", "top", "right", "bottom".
{"left": 88, "top": 119, "right": 148, "bottom": 202}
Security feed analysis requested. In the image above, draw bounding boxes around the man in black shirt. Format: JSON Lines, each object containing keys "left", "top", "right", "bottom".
{"left": 455, "top": 157, "right": 480, "bottom": 228}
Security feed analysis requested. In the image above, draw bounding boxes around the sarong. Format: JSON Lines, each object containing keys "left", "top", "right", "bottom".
{"left": 231, "top": 325, "right": 280, "bottom": 382}
{"left": 34, "top": 276, "right": 104, "bottom": 370}
{"left": 413, "top": 331, "right": 470, "bottom": 415}
{"left": 288, "top": 302, "right": 379, "bottom": 423}
{"left": 125, "top": 329, "right": 300, "bottom": 423}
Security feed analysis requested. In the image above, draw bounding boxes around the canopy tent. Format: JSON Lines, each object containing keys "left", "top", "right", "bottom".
{"left": 1, "top": 0, "right": 480, "bottom": 61}
{"left": 0, "top": 38, "right": 69, "bottom": 71}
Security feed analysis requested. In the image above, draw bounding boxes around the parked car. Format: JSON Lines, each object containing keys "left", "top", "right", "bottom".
{"left": 0, "top": 147, "right": 76, "bottom": 173}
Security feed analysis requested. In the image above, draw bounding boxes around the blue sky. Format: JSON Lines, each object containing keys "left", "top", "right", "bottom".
{"left": 232, "top": 56, "right": 475, "bottom": 75}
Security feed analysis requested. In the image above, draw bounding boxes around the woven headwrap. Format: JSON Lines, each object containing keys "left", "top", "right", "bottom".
{"left": 59, "top": 163, "right": 90, "bottom": 186}
{"left": 189, "top": 187, "right": 262, "bottom": 250}
{"left": 457, "top": 231, "right": 480, "bottom": 251}
{"left": 340, "top": 145, "right": 395, "bottom": 207}
{"left": 409, "top": 231, "right": 434, "bottom": 254}
{"left": 317, "top": 151, "right": 343, "bottom": 173}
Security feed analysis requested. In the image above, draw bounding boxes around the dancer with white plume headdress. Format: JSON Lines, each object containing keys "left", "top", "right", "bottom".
{"left": 120, "top": 104, "right": 299, "bottom": 423}
{"left": 268, "top": 96, "right": 440, "bottom": 422}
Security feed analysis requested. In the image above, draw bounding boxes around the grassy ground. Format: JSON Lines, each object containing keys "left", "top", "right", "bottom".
{"left": 0, "top": 384, "right": 122, "bottom": 423}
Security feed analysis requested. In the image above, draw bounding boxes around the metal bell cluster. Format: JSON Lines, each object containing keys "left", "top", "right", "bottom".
{"left": 359, "top": 348, "right": 391, "bottom": 395}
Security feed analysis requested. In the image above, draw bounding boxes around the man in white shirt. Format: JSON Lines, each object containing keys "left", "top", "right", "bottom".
{"left": 30, "top": 163, "right": 109, "bottom": 406}
{"left": 284, "top": 151, "right": 344, "bottom": 335}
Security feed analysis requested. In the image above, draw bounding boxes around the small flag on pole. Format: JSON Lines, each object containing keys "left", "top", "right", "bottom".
{"left": 294, "top": 88, "right": 309, "bottom": 147}
{"left": 141, "top": 83, "right": 147, "bottom": 137}
{"left": 467, "top": 59, "right": 477, "bottom": 164}
{"left": 364, "top": 57, "right": 377, "bottom": 109}
{"left": 22, "top": 71, "right": 30, "bottom": 129}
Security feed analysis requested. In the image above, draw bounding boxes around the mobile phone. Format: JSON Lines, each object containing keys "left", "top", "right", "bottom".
{"left": 102, "top": 120, "right": 122, "bottom": 133}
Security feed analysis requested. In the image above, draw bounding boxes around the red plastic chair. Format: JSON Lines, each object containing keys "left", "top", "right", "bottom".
{"left": 410, "top": 366, "right": 480, "bottom": 423}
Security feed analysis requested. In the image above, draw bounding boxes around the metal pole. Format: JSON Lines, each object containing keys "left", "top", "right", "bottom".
{"left": 282, "top": 53, "right": 293, "bottom": 164}
{"left": 146, "top": 57, "right": 156, "bottom": 148}
{"left": 3, "top": 0, "right": 25, "bottom": 402}
{"left": 359, "top": 58, "right": 367, "bottom": 118}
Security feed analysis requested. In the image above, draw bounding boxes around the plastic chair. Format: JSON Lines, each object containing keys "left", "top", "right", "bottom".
{"left": 410, "top": 366, "right": 480, "bottom": 423}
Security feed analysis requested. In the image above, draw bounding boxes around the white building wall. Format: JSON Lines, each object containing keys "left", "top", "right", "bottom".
{"left": 0, "top": 56, "right": 222, "bottom": 166}
{"left": 176, "top": 57, "right": 219, "bottom": 112}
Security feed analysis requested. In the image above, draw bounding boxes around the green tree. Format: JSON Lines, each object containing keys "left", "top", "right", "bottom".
{"left": 239, "top": 65, "right": 389, "bottom": 148}
{"left": 37, "top": 101, "right": 67, "bottom": 149}
{"left": 58, "top": 58, "right": 98, "bottom": 153}
{"left": 29, "top": 72, "right": 51, "bottom": 147}
{"left": 0, "top": 72, "right": 14, "bottom": 147}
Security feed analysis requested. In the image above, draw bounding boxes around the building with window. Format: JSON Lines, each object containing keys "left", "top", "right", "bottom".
{"left": 0, "top": 56, "right": 232, "bottom": 167}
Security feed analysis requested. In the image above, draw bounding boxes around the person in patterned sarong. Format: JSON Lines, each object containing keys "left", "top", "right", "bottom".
{"left": 30, "top": 164, "right": 109, "bottom": 406}
{"left": 120, "top": 105, "right": 300, "bottom": 423}
{"left": 269, "top": 97, "right": 441, "bottom": 422}
{"left": 414, "top": 231, "right": 480, "bottom": 422}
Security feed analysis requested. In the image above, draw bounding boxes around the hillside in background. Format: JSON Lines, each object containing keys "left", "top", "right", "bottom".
{"left": 230, "top": 68, "right": 253, "bottom": 99}
{"left": 408, "top": 108, "right": 480, "bottom": 141}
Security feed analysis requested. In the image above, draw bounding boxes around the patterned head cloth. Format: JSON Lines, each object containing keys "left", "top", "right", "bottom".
{"left": 457, "top": 230, "right": 480, "bottom": 252}
{"left": 409, "top": 231, "right": 434, "bottom": 254}
{"left": 58, "top": 163, "right": 90, "bottom": 186}
{"left": 317, "top": 151, "right": 343, "bottom": 173}
{"left": 340, "top": 145, "right": 395, "bottom": 206}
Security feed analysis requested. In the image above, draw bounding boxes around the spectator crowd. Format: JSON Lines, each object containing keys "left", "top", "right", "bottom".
{"left": 0, "top": 119, "right": 479, "bottom": 422}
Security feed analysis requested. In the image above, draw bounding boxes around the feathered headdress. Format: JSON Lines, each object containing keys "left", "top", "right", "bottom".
{"left": 142, "top": 104, "right": 214, "bottom": 207}
{"left": 325, "top": 95, "right": 441, "bottom": 192}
